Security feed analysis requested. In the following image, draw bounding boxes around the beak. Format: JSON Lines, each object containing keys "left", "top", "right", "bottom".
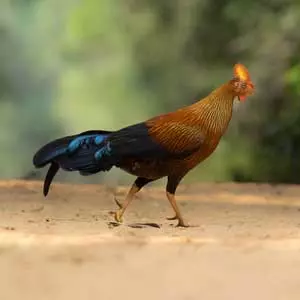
{"left": 248, "top": 81, "right": 254, "bottom": 89}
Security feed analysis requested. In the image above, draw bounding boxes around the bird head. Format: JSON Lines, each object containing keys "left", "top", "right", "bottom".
{"left": 230, "top": 63, "right": 255, "bottom": 101}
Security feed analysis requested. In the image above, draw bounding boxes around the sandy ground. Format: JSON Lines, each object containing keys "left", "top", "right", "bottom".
{"left": 0, "top": 180, "right": 300, "bottom": 300}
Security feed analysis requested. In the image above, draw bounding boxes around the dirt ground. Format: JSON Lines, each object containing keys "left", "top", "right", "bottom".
{"left": 0, "top": 180, "right": 300, "bottom": 300}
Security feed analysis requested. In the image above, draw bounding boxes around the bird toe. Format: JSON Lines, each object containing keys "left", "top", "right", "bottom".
{"left": 114, "top": 197, "right": 123, "bottom": 209}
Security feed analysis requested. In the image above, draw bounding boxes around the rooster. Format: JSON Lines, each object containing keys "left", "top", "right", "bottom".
{"left": 33, "top": 64, "right": 254, "bottom": 227}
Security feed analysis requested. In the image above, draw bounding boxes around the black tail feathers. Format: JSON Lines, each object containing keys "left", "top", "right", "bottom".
{"left": 43, "top": 162, "right": 59, "bottom": 196}
{"left": 33, "top": 130, "right": 113, "bottom": 196}
{"left": 33, "top": 135, "right": 76, "bottom": 168}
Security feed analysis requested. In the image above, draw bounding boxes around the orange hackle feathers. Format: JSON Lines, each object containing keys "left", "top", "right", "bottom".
{"left": 233, "top": 63, "right": 251, "bottom": 82}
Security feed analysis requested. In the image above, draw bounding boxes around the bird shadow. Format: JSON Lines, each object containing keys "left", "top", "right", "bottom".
{"left": 107, "top": 221, "right": 161, "bottom": 229}
{"left": 107, "top": 221, "right": 200, "bottom": 229}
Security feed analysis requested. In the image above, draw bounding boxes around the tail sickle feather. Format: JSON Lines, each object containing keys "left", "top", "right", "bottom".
{"left": 43, "top": 162, "right": 59, "bottom": 197}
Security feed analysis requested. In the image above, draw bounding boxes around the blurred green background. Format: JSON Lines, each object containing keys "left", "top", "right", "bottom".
{"left": 1, "top": 0, "right": 300, "bottom": 186}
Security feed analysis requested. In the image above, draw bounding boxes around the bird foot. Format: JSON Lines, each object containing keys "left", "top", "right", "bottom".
{"left": 108, "top": 197, "right": 125, "bottom": 223}
{"left": 109, "top": 209, "right": 124, "bottom": 223}
{"left": 114, "top": 210, "right": 123, "bottom": 223}
{"left": 166, "top": 215, "right": 189, "bottom": 227}
{"left": 176, "top": 220, "right": 190, "bottom": 228}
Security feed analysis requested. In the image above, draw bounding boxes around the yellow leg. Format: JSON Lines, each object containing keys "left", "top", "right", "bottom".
{"left": 110, "top": 177, "right": 153, "bottom": 223}
{"left": 166, "top": 192, "right": 188, "bottom": 227}
{"left": 112, "top": 184, "right": 140, "bottom": 223}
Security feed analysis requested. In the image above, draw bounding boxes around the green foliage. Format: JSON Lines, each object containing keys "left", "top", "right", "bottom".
{"left": 1, "top": 0, "right": 300, "bottom": 183}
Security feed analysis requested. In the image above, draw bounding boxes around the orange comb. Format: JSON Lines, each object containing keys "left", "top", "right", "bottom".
{"left": 233, "top": 63, "right": 251, "bottom": 82}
